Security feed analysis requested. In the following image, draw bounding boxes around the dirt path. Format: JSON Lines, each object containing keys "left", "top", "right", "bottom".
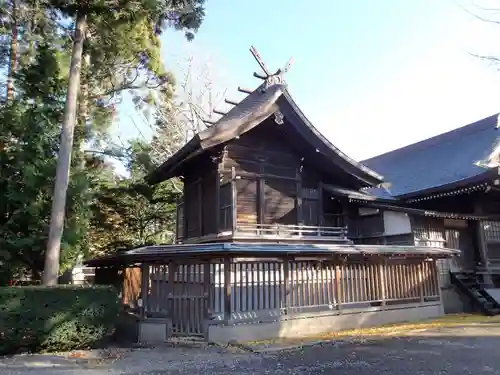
{"left": 2, "top": 319, "right": 500, "bottom": 374}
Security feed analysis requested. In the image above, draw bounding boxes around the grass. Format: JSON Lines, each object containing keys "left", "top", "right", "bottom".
{"left": 244, "top": 313, "right": 500, "bottom": 348}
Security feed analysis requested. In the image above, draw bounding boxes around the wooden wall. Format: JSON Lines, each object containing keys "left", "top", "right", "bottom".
{"left": 349, "top": 210, "right": 385, "bottom": 239}
{"left": 412, "top": 216, "right": 479, "bottom": 268}
{"left": 174, "top": 118, "right": 367, "bottom": 241}
{"left": 181, "top": 155, "right": 219, "bottom": 240}
{"left": 177, "top": 118, "right": 414, "bottom": 242}
{"left": 221, "top": 122, "right": 313, "bottom": 228}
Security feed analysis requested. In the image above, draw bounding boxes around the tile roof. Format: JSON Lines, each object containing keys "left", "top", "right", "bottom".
{"left": 362, "top": 113, "right": 500, "bottom": 197}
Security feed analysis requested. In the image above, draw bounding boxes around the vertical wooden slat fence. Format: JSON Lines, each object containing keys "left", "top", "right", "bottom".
{"left": 140, "top": 257, "right": 441, "bottom": 337}
{"left": 145, "top": 263, "right": 210, "bottom": 336}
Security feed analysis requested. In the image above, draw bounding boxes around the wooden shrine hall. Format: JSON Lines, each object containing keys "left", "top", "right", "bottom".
{"left": 86, "top": 47, "right": 459, "bottom": 344}
{"left": 363, "top": 113, "right": 500, "bottom": 315}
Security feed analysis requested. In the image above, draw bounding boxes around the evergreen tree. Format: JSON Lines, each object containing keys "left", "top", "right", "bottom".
{"left": 42, "top": 0, "right": 206, "bottom": 285}
{"left": 0, "top": 43, "right": 86, "bottom": 282}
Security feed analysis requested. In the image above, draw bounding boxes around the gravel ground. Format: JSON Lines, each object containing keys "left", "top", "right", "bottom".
{"left": 1, "top": 324, "right": 500, "bottom": 374}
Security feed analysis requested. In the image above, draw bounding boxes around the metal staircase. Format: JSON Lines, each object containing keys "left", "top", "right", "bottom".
{"left": 450, "top": 271, "right": 500, "bottom": 316}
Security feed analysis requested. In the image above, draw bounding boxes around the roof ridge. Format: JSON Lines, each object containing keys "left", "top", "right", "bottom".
{"left": 363, "top": 112, "right": 500, "bottom": 163}
{"left": 282, "top": 88, "right": 384, "bottom": 183}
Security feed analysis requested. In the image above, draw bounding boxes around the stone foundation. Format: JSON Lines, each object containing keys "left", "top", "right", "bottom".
{"left": 208, "top": 302, "right": 443, "bottom": 344}
{"left": 138, "top": 318, "right": 172, "bottom": 344}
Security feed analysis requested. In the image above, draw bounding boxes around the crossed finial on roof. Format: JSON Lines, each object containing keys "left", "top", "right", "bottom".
{"left": 203, "top": 46, "right": 293, "bottom": 127}
{"left": 250, "top": 45, "right": 294, "bottom": 85}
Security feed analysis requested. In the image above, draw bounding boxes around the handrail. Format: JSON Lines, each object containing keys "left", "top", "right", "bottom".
{"left": 235, "top": 223, "right": 348, "bottom": 238}
{"left": 450, "top": 271, "right": 500, "bottom": 316}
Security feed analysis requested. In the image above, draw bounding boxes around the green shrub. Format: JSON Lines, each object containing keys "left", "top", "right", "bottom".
{"left": 0, "top": 285, "right": 119, "bottom": 355}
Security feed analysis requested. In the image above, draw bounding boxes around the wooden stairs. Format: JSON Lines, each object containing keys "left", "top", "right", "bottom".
{"left": 450, "top": 271, "right": 500, "bottom": 316}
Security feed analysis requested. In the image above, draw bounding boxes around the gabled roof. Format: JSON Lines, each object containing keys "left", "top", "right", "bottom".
{"left": 362, "top": 114, "right": 500, "bottom": 198}
{"left": 146, "top": 80, "right": 285, "bottom": 184}
{"left": 147, "top": 76, "right": 384, "bottom": 187}
{"left": 278, "top": 91, "right": 383, "bottom": 186}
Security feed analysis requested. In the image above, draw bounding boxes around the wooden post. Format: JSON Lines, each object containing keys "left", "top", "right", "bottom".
{"left": 296, "top": 168, "right": 302, "bottom": 227}
{"left": 430, "top": 259, "right": 439, "bottom": 297}
{"left": 477, "top": 220, "right": 489, "bottom": 267}
{"left": 283, "top": 257, "right": 290, "bottom": 315}
{"left": 474, "top": 202, "right": 493, "bottom": 286}
{"left": 167, "top": 263, "right": 176, "bottom": 320}
{"left": 182, "top": 184, "right": 188, "bottom": 239}
{"left": 477, "top": 220, "right": 494, "bottom": 286}
{"left": 140, "top": 263, "right": 150, "bottom": 319}
{"left": 197, "top": 180, "right": 203, "bottom": 236}
{"left": 203, "top": 262, "right": 212, "bottom": 334}
{"left": 258, "top": 163, "right": 265, "bottom": 226}
{"left": 215, "top": 170, "right": 220, "bottom": 234}
{"left": 318, "top": 181, "right": 324, "bottom": 226}
{"left": 379, "top": 260, "right": 386, "bottom": 307}
{"left": 175, "top": 200, "right": 179, "bottom": 242}
{"left": 334, "top": 263, "right": 342, "bottom": 309}
{"left": 204, "top": 262, "right": 212, "bottom": 312}
{"left": 223, "top": 257, "right": 232, "bottom": 323}
{"left": 418, "top": 261, "right": 425, "bottom": 303}
{"left": 231, "top": 167, "right": 237, "bottom": 233}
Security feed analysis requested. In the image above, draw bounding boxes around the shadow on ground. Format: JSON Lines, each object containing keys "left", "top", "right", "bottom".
{"left": 2, "top": 322, "right": 500, "bottom": 374}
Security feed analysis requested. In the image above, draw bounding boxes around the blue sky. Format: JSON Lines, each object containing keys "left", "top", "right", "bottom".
{"left": 112, "top": 0, "right": 500, "bottom": 163}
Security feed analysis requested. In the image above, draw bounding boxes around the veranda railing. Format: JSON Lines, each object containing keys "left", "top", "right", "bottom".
{"left": 140, "top": 257, "right": 440, "bottom": 336}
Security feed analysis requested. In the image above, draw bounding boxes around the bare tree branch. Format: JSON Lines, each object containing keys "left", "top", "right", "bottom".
{"left": 456, "top": 0, "right": 500, "bottom": 24}
{"left": 460, "top": 1, "right": 500, "bottom": 66}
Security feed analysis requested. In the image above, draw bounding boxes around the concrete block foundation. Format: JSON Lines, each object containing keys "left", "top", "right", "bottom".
{"left": 138, "top": 318, "right": 172, "bottom": 344}
{"left": 208, "top": 302, "right": 443, "bottom": 344}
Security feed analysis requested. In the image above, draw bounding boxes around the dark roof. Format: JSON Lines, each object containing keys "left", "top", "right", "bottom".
{"left": 146, "top": 76, "right": 383, "bottom": 187}
{"left": 356, "top": 200, "right": 500, "bottom": 221}
{"left": 362, "top": 114, "right": 500, "bottom": 198}
{"left": 147, "top": 81, "right": 285, "bottom": 184}
{"left": 84, "top": 242, "right": 459, "bottom": 267}
{"left": 361, "top": 187, "right": 397, "bottom": 200}
{"left": 324, "top": 184, "right": 381, "bottom": 201}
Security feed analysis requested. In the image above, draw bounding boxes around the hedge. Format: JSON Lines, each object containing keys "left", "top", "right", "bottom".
{"left": 0, "top": 285, "right": 119, "bottom": 355}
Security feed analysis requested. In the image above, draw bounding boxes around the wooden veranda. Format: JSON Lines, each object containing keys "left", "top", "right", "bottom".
{"left": 88, "top": 243, "right": 454, "bottom": 339}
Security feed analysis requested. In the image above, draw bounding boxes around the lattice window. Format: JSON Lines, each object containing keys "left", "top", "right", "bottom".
{"left": 483, "top": 221, "right": 500, "bottom": 242}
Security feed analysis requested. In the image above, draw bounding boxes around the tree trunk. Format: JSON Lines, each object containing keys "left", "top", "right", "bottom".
{"left": 76, "top": 52, "right": 90, "bottom": 168}
{"left": 79, "top": 53, "right": 90, "bottom": 124}
{"left": 79, "top": 54, "right": 90, "bottom": 125}
{"left": 6, "top": 0, "right": 18, "bottom": 102}
{"left": 43, "top": 13, "right": 87, "bottom": 286}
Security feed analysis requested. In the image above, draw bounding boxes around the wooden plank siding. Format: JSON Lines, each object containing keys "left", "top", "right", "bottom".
{"left": 181, "top": 155, "right": 219, "bottom": 241}
{"left": 219, "top": 124, "right": 331, "bottom": 232}
{"left": 351, "top": 212, "right": 385, "bottom": 239}
{"left": 201, "top": 173, "right": 217, "bottom": 235}
{"left": 263, "top": 178, "right": 297, "bottom": 224}
{"left": 184, "top": 180, "right": 201, "bottom": 238}
{"left": 235, "top": 179, "right": 259, "bottom": 225}
{"left": 176, "top": 121, "right": 362, "bottom": 242}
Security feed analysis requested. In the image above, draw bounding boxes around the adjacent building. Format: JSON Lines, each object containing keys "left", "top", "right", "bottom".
{"left": 362, "top": 113, "right": 500, "bottom": 314}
